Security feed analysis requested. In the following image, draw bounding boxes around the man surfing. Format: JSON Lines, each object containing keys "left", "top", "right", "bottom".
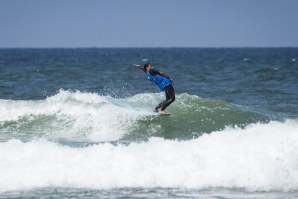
{"left": 134, "top": 63, "right": 175, "bottom": 115}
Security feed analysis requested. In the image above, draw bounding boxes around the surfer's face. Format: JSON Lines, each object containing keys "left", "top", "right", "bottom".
{"left": 146, "top": 64, "right": 153, "bottom": 71}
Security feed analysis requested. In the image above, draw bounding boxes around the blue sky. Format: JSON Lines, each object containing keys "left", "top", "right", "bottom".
{"left": 0, "top": 0, "right": 297, "bottom": 48}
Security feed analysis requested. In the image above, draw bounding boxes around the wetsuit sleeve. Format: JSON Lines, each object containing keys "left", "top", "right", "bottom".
{"left": 139, "top": 67, "right": 146, "bottom": 73}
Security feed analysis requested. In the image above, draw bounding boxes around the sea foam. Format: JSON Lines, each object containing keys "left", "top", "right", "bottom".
{"left": 0, "top": 90, "right": 152, "bottom": 141}
{"left": 0, "top": 120, "right": 297, "bottom": 192}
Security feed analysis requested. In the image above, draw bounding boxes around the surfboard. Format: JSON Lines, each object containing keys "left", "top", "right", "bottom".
{"left": 159, "top": 112, "right": 170, "bottom": 116}
{"left": 157, "top": 111, "right": 170, "bottom": 116}
{"left": 153, "top": 109, "right": 170, "bottom": 116}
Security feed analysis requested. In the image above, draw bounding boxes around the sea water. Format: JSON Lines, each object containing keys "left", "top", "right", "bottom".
{"left": 0, "top": 48, "right": 298, "bottom": 198}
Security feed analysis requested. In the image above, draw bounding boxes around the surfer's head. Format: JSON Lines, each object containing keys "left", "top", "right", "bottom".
{"left": 143, "top": 63, "right": 152, "bottom": 70}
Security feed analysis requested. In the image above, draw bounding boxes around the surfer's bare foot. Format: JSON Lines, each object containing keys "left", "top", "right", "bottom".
{"left": 153, "top": 109, "right": 158, "bottom": 112}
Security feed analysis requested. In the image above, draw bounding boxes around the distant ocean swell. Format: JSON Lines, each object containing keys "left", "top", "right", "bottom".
{"left": 0, "top": 120, "right": 298, "bottom": 192}
{"left": 0, "top": 90, "right": 265, "bottom": 142}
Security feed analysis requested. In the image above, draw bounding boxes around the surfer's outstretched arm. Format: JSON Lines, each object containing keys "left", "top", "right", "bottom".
{"left": 133, "top": 64, "right": 146, "bottom": 73}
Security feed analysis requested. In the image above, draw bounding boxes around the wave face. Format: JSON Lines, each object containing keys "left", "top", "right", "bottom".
{"left": 0, "top": 90, "right": 265, "bottom": 142}
{"left": 0, "top": 120, "right": 298, "bottom": 192}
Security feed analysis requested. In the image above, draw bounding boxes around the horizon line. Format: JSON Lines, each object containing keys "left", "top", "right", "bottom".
{"left": 1, "top": 46, "right": 298, "bottom": 49}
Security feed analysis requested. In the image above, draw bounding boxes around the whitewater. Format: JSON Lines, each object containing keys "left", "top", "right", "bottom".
{"left": 0, "top": 90, "right": 298, "bottom": 193}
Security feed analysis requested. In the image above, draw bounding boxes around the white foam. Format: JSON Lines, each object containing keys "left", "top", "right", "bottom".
{"left": 0, "top": 120, "right": 297, "bottom": 192}
{"left": 0, "top": 90, "right": 152, "bottom": 141}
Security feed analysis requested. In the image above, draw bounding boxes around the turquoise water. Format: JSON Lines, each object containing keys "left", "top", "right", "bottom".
{"left": 0, "top": 48, "right": 298, "bottom": 198}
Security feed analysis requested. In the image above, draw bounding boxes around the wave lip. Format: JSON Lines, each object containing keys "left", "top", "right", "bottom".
{"left": 0, "top": 120, "right": 297, "bottom": 192}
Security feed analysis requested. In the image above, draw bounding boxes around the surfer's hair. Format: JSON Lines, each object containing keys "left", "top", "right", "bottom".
{"left": 143, "top": 63, "right": 151, "bottom": 70}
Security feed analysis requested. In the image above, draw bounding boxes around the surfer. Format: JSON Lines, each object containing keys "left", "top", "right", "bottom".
{"left": 134, "top": 63, "right": 175, "bottom": 114}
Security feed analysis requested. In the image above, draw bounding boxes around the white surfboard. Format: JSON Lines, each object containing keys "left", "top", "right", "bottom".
{"left": 158, "top": 111, "right": 170, "bottom": 116}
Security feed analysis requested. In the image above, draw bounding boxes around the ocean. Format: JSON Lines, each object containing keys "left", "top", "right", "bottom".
{"left": 0, "top": 48, "right": 297, "bottom": 198}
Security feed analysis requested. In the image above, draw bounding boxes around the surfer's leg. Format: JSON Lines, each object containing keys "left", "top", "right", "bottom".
{"left": 160, "top": 85, "right": 175, "bottom": 111}
{"left": 155, "top": 85, "right": 175, "bottom": 111}
{"left": 154, "top": 90, "right": 169, "bottom": 111}
{"left": 155, "top": 101, "right": 166, "bottom": 111}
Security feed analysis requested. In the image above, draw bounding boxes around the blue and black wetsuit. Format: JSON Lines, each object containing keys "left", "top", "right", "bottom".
{"left": 146, "top": 68, "right": 175, "bottom": 111}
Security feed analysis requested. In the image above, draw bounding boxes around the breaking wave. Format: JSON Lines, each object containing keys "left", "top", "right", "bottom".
{"left": 0, "top": 90, "right": 265, "bottom": 142}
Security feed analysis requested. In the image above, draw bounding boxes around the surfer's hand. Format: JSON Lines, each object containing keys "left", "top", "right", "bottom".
{"left": 170, "top": 78, "right": 174, "bottom": 83}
